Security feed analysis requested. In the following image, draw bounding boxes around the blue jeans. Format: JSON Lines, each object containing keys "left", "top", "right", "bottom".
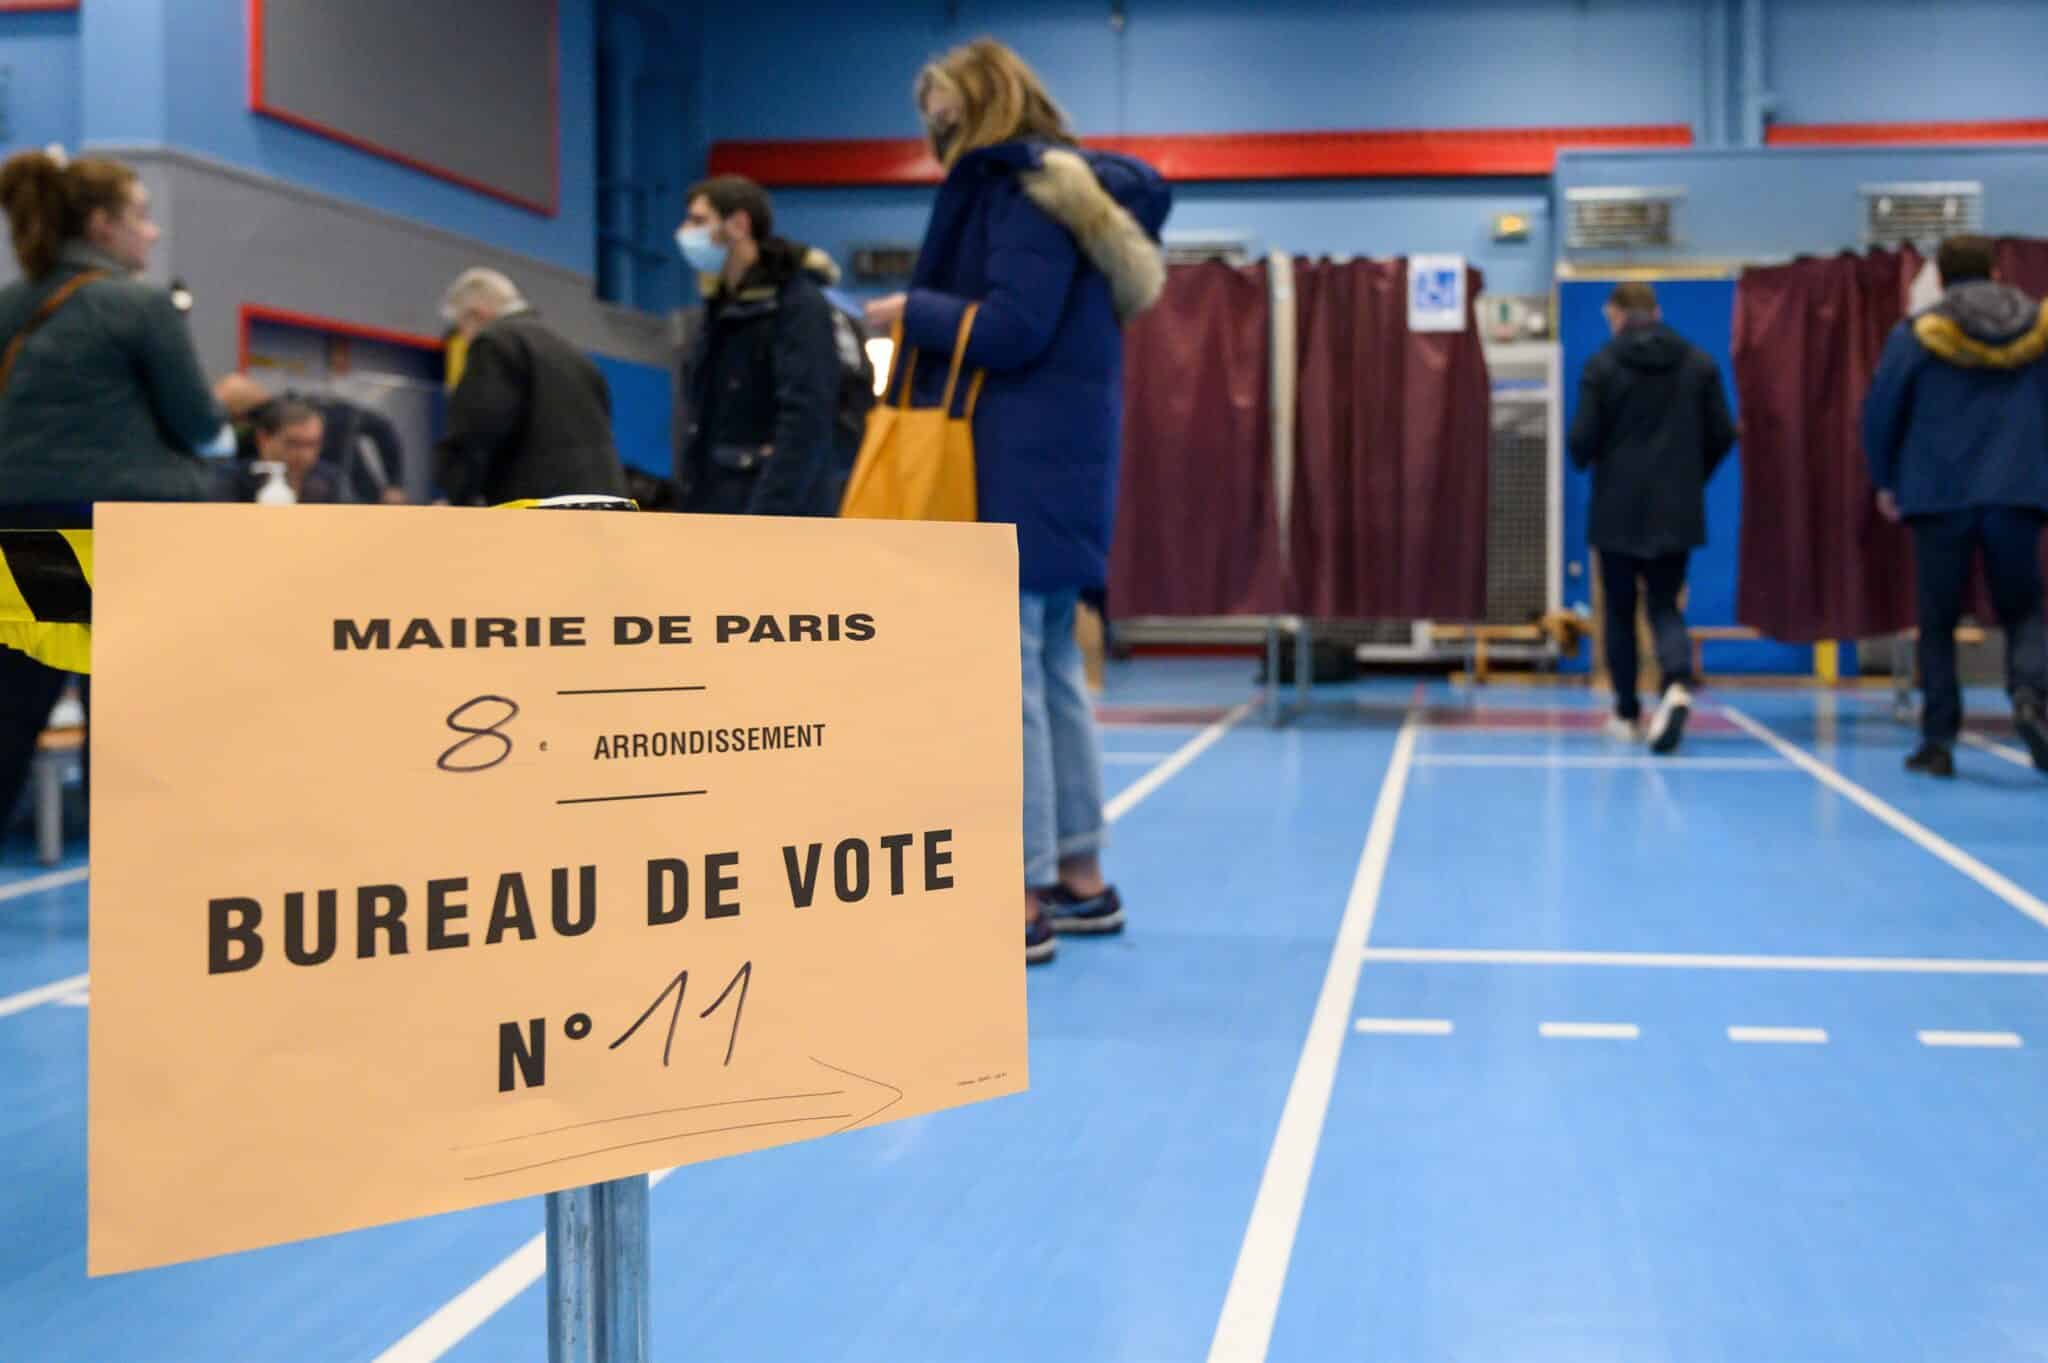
{"left": 1598, "top": 550, "right": 1694, "bottom": 719}
{"left": 1020, "top": 591, "right": 1106, "bottom": 887}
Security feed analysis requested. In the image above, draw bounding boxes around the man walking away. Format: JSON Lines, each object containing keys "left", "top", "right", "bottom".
{"left": 435, "top": 269, "right": 626, "bottom": 506}
{"left": 1864, "top": 235, "right": 2048, "bottom": 778}
{"left": 1569, "top": 281, "right": 1737, "bottom": 754}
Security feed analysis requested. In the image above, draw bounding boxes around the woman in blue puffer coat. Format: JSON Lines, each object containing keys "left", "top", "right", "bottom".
{"left": 865, "top": 38, "right": 1171, "bottom": 965}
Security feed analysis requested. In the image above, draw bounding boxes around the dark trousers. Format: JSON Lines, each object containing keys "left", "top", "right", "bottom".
{"left": 0, "top": 647, "right": 70, "bottom": 834}
{"left": 1600, "top": 550, "right": 1694, "bottom": 720}
{"left": 1911, "top": 507, "right": 2048, "bottom": 745}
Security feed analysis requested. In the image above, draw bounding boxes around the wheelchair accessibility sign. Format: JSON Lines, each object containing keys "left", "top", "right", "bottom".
{"left": 1407, "top": 254, "right": 1468, "bottom": 333}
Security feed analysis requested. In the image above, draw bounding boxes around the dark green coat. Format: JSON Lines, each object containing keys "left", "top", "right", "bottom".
{"left": 0, "top": 242, "right": 222, "bottom": 505}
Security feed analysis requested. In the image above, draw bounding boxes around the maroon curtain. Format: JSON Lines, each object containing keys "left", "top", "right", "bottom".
{"left": 1287, "top": 258, "right": 1490, "bottom": 620}
{"left": 1736, "top": 240, "right": 2048, "bottom": 642}
{"left": 1995, "top": 238, "right": 2048, "bottom": 295}
{"left": 1733, "top": 249, "right": 1920, "bottom": 641}
{"left": 1108, "top": 261, "right": 1283, "bottom": 617}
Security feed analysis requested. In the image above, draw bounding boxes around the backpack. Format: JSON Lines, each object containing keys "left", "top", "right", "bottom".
{"left": 822, "top": 291, "right": 878, "bottom": 468}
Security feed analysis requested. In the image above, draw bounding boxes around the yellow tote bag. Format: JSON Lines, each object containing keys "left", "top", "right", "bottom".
{"left": 840, "top": 303, "right": 983, "bottom": 521}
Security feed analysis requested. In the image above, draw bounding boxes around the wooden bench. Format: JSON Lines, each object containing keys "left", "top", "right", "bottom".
{"left": 1686, "top": 625, "right": 1762, "bottom": 682}
{"left": 1427, "top": 623, "right": 1548, "bottom": 684}
{"left": 32, "top": 726, "right": 82, "bottom": 867}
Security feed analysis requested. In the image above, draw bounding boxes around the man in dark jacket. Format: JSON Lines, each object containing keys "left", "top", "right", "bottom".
{"left": 674, "top": 177, "right": 841, "bottom": 518}
{"left": 674, "top": 245, "right": 875, "bottom": 512}
{"left": 434, "top": 269, "right": 626, "bottom": 506}
{"left": 1864, "top": 235, "right": 2048, "bottom": 778}
{"left": 1568, "top": 281, "right": 1737, "bottom": 755}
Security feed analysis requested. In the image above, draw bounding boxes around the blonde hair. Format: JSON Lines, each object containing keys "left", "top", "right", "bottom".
{"left": 915, "top": 39, "right": 1073, "bottom": 168}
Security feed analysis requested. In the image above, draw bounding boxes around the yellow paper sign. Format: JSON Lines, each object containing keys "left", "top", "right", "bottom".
{"left": 86, "top": 504, "right": 1025, "bottom": 1276}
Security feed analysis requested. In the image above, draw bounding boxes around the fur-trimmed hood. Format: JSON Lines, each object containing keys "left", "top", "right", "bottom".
{"left": 1915, "top": 281, "right": 2048, "bottom": 370}
{"left": 1014, "top": 146, "right": 1170, "bottom": 321}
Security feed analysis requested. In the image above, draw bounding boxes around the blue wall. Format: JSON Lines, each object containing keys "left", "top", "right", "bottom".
{"left": 702, "top": 0, "right": 1707, "bottom": 141}
{"left": 1767, "top": 0, "right": 2048, "bottom": 126}
{"left": 596, "top": 0, "right": 700, "bottom": 314}
{"left": 593, "top": 352, "right": 673, "bottom": 478}
{"left": 698, "top": 0, "right": 2048, "bottom": 301}
{"left": 70, "top": 0, "right": 600, "bottom": 277}
{"left": 1557, "top": 144, "right": 2048, "bottom": 267}
{"left": 0, "top": 9, "right": 82, "bottom": 156}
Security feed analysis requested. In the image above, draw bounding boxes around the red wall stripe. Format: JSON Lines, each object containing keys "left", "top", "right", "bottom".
{"left": 238, "top": 304, "right": 444, "bottom": 373}
{"left": 1767, "top": 118, "right": 2048, "bottom": 147}
{"left": 0, "top": 1, "right": 80, "bottom": 10}
{"left": 709, "top": 124, "right": 1694, "bottom": 188}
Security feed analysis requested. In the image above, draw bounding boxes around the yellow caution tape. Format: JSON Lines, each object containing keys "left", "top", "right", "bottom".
{"left": 0, "top": 498, "right": 636, "bottom": 674}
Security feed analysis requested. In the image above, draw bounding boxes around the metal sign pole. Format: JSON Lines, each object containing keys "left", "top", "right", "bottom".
{"left": 546, "top": 1174, "right": 651, "bottom": 1363}
{"left": 530, "top": 494, "right": 653, "bottom": 1363}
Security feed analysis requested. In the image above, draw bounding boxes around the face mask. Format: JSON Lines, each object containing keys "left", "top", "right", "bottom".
{"left": 677, "top": 224, "right": 728, "bottom": 275}
{"left": 929, "top": 122, "right": 960, "bottom": 165}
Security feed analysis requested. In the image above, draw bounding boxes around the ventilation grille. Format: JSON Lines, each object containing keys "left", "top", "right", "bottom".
{"left": 1162, "top": 232, "right": 1255, "bottom": 267}
{"left": 1485, "top": 397, "right": 1551, "bottom": 625}
{"left": 1862, "top": 182, "right": 1983, "bottom": 249}
{"left": 1564, "top": 187, "right": 1683, "bottom": 251}
{"left": 848, "top": 245, "right": 919, "bottom": 284}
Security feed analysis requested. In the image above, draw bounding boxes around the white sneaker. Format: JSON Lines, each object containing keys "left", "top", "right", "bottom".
{"left": 46, "top": 692, "right": 84, "bottom": 730}
{"left": 1604, "top": 715, "right": 1645, "bottom": 742}
{"left": 1649, "top": 685, "right": 1692, "bottom": 755}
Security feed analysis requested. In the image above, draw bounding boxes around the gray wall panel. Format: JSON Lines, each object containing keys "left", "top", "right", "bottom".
{"left": 94, "top": 146, "right": 668, "bottom": 379}
{"left": 255, "top": 0, "right": 557, "bottom": 212}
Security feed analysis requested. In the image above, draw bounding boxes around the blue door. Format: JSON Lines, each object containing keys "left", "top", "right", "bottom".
{"left": 1557, "top": 277, "right": 1811, "bottom": 676}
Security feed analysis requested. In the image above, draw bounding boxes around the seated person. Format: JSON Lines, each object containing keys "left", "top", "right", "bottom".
{"left": 216, "top": 396, "right": 332, "bottom": 502}
{"left": 215, "top": 373, "right": 409, "bottom": 504}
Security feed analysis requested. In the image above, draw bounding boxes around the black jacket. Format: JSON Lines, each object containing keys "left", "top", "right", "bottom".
{"left": 318, "top": 398, "right": 408, "bottom": 502}
{"left": 677, "top": 239, "right": 841, "bottom": 517}
{"left": 1568, "top": 321, "right": 1737, "bottom": 558}
{"left": 436, "top": 310, "right": 626, "bottom": 505}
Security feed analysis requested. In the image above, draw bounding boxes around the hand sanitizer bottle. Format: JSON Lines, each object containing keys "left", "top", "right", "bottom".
{"left": 253, "top": 461, "right": 297, "bottom": 505}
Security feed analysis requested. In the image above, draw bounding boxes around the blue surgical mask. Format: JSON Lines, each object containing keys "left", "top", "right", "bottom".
{"left": 677, "top": 224, "right": 727, "bottom": 275}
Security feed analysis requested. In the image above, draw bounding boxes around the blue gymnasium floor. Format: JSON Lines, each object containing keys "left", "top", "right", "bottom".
{"left": 4, "top": 660, "right": 2048, "bottom": 1362}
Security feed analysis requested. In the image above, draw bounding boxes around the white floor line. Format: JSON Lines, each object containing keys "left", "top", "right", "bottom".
{"left": 1103, "top": 752, "right": 1182, "bottom": 765}
{"left": 1539, "top": 1021, "right": 1640, "bottom": 1040}
{"left": 1361, "top": 946, "right": 2048, "bottom": 975}
{"left": 0, "top": 865, "right": 88, "bottom": 903}
{"left": 1413, "top": 754, "right": 1788, "bottom": 770}
{"left": 1353, "top": 1017, "right": 1452, "bottom": 1036}
{"left": 1105, "top": 701, "right": 1254, "bottom": 823}
{"left": 1721, "top": 705, "right": 2048, "bottom": 933}
{"left": 380, "top": 702, "right": 1250, "bottom": 1362}
{"left": 1206, "top": 719, "right": 1418, "bottom": 1363}
{"left": 1961, "top": 732, "right": 2036, "bottom": 770}
{"left": 370, "top": 1169, "right": 676, "bottom": 1363}
{"left": 0, "top": 873, "right": 92, "bottom": 1021}
{"left": 1917, "top": 1030, "right": 2023, "bottom": 1049}
{"left": 1728, "top": 1026, "right": 1829, "bottom": 1045}
{"left": 1418, "top": 721, "right": 1749, "bottom": 739}
{"left": 0, "top": 973, "right": 91, "bottom": 1020}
